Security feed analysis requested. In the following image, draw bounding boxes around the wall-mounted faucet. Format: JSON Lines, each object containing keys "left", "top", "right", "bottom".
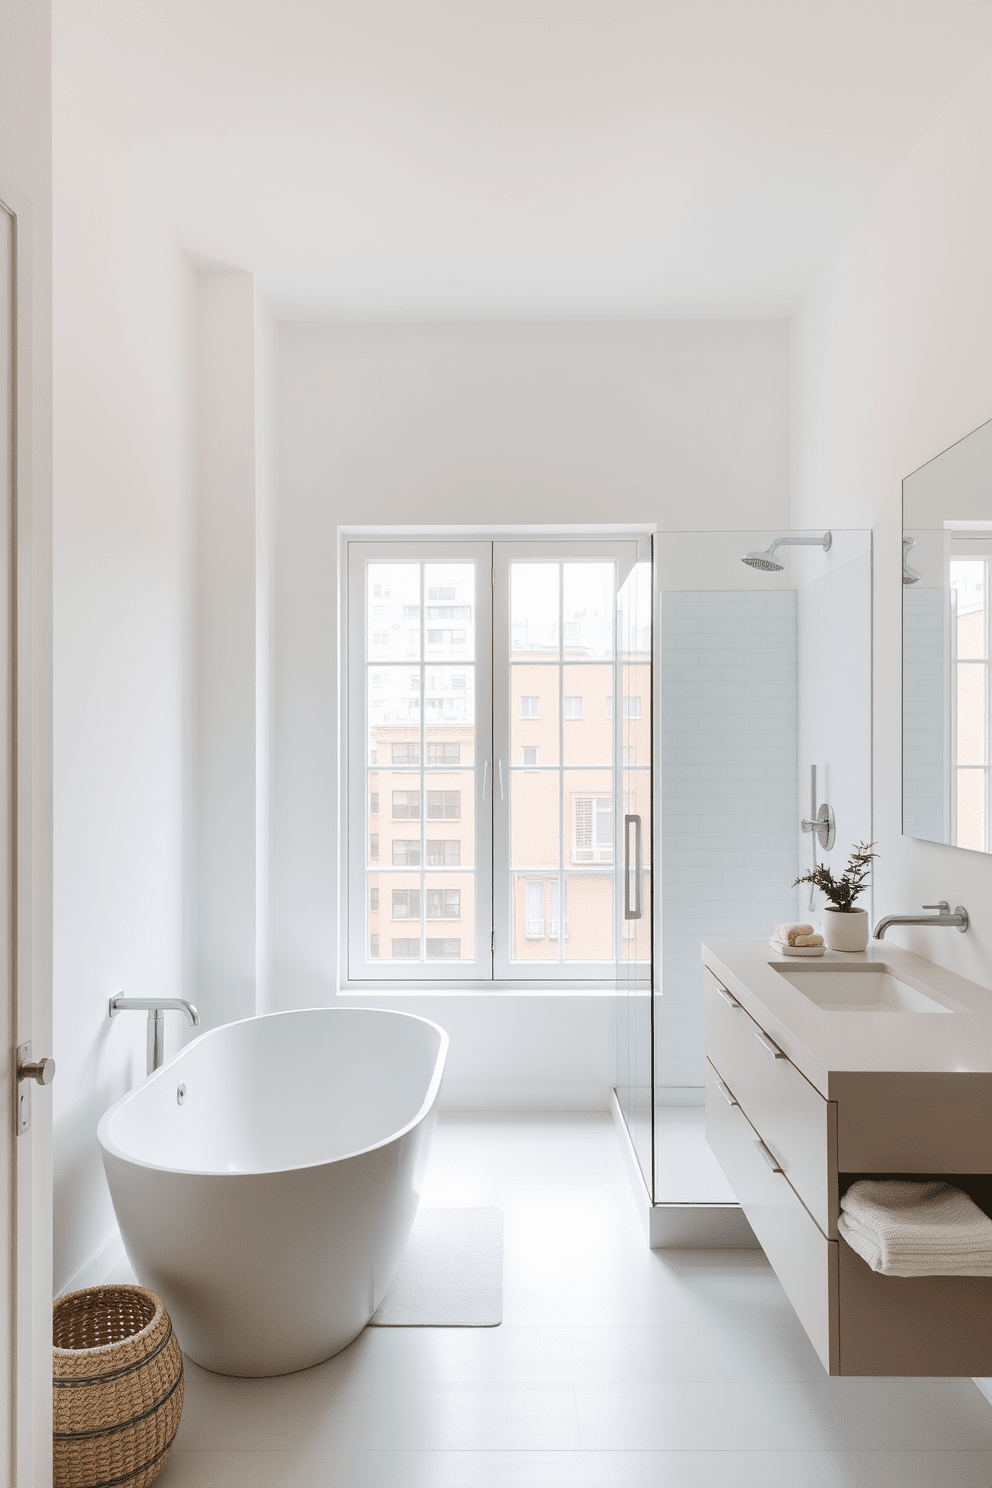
{"left": 800, "top": 765, "right": 835, "bottom": 910}
{"left": 872, "top": 901, "right": 969, "bottom": 940}
{"left": 109, "top": 995, "right": 200, "bottom": 1076}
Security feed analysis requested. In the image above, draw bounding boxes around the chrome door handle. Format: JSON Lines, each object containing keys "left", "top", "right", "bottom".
{"left": 624, "top": 814, "right": 642, "bottom": 920}
{"left": 19, "top": 1055, "right": 55, "bottom": 1086}
{"left": 753, "top": 1138, "right": 783, "bottom": 1173}
{"left": 15, "top": 1041, "right": 55, "bottom": 1136}
{"left": 715, "top": 983, "right": 740, "bottom": 1008}
{"left": 754, "top": 1028, "right": 787, "bottom": 1060}
{"left": 716, "top": 1079, "right": 738, "bottom": 1107}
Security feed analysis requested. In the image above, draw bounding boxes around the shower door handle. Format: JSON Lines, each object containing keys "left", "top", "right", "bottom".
{"left": 624, "top": 814, "right": 642, "bottom": 920}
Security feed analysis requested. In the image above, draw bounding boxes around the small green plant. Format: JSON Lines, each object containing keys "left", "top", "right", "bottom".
{"left": 793, "top": 841, "right": 878, "bottom": 912}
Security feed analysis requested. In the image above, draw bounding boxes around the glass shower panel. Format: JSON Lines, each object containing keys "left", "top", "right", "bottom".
{"left": 614, "top": 540, "right": 654, "bottom": 1194}
{"left": 648, "top": 529, "right": 872, "bottom": 1210}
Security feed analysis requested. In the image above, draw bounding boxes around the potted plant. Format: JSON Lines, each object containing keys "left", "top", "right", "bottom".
{"left": 794, "top": 842, "right": 878, "bottom": 952}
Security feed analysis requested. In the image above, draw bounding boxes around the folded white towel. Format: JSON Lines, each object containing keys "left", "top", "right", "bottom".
{"left": 774, "top": 922, "right": 815, "bottom": 945}
{"left": 838, "top": 1179, "right": 992, "bottom": 1277}
{"left": 769, "top": 938, "right": 825, "bottom": 958}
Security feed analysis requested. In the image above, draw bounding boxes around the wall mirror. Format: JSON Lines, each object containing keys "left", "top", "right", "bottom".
{"left": 903, "top": 416, "right": 992, "bottom": 851}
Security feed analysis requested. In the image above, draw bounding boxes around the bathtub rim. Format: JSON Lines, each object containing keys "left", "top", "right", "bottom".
{"left": 97, "top": 1006, "right": 449, "bottom": 1178}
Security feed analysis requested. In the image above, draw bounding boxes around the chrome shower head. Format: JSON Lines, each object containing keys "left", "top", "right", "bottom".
{"left": 741, "top": 532, "right": 831, "bottom": 572}
{"left": 902, "top": 537, "right": 921, "bottom": 585}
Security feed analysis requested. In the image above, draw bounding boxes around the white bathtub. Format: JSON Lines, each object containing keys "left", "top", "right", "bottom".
{"left": 97, "top": 1007, "right": 447, "bottom": 1376}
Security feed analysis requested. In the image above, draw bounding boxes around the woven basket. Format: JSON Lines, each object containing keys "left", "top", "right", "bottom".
{"left": 53, "top": 1284, "right": 184, "bottom": 1488}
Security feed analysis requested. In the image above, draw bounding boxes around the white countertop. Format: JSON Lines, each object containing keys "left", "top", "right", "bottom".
{"left": 701, "top": 940, "right": 992, "bottom": 1098}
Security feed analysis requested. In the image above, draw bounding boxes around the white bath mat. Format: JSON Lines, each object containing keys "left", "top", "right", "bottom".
{"left": 370, "top": 1207, "right": 503, "bottom": 1328}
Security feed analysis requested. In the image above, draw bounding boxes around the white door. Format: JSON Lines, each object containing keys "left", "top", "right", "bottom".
{"left": 1, "top": 195, "right": 54, "bottom": 1488}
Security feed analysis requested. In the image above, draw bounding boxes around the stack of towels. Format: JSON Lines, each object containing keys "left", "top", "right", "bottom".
{"left": 770, "top": 922, "right": 825, "bottom": 957}
{"left": 839, "top": 1179, "right": 992, "bottom": 1277}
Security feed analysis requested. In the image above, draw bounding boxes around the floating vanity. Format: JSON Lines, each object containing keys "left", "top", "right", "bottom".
{"left": 703, "top": 940, "right": 992, "bottom": 1376}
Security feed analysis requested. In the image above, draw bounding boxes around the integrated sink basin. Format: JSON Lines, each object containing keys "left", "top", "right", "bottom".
{"left": 771, "top": 961, "right": 955, "bottom": 1013}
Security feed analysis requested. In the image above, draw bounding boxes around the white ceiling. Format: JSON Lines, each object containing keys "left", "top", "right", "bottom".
{"left": 55, "top": 1, "right": 992, "bottom": 318}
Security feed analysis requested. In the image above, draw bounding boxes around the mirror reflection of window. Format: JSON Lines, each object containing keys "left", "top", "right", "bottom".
{"left": 950, "top": 557, "right": 990, "bottom": 851}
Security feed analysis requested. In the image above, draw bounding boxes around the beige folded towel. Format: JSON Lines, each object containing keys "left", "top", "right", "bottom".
{"left": 774, "top": 922, "right": 815, "bottom": 945}
{"left": 793, "top": 933, "right": 824, "bottom": 947}
{"left": 838, "top": 1179, "right": 992, "bottom": 1277}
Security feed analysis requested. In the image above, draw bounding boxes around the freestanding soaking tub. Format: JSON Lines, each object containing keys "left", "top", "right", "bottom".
{"left": 98, "top": 1007, "right": 447, "bottom": 1376}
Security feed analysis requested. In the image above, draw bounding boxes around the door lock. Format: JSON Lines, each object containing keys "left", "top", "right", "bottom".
{"left": 16, "top": 1042, "right": 56, "bottom": 1135}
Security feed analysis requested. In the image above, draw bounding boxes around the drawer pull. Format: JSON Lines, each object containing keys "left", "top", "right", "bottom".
{"left": 753, "top": 1138, "right": 783, "bottom": 1173}
{"left": 754, "top": 1027, "right": 787, "bottom": 1060}
{"left": 716, "top": 1079, "right": 738, "bottom": 1107}
{"left": 716, "top": 984, "right": 741, "bottom": 1009}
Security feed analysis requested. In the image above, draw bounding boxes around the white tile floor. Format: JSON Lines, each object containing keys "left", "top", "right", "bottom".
{"left": 141, "top": 1113, "right": 992, "bottom": 1487}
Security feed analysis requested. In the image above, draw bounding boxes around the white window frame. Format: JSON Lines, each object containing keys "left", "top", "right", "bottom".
{"left": 345, "top": 533, "right": 643, "bottom": 987}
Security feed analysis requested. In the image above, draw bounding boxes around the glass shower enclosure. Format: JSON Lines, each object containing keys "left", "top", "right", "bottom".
{"left": 615, "top": 529, "right": 873, "bottom": 1244}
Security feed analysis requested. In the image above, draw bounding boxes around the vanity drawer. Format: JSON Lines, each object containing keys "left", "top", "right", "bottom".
{"left": 706, "top": 1059, "right": 838, "bottom": 1373}
{"left": 705, "top": 967, "right": 837, "bottom": 1235}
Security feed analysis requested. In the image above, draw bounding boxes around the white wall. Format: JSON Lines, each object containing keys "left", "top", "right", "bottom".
{"left": 795, "top": 543, "right": 874, "bottom": 911}
{"left": 273, "top": 320, "right": 790, "bottom": 1104}
{"left": 195, "top": 270, "right": 262, "bottom": 1031}
{"left": 51, "top": 53, "right": 196, "bottom": 1291}
{"left": 793, "top": 42, "right": 992, "bottom": 989}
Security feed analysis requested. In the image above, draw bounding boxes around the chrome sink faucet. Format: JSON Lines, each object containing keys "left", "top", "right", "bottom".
{"left": 109, "top": 995, "right": 200, "bottom": 1075}
{"left": 872, "top": 901, "right": 969, "bottom": 940}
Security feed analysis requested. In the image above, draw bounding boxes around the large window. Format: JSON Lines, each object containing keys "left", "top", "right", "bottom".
{"left": 347, "top": 538, "right": 643, "bottom": 983}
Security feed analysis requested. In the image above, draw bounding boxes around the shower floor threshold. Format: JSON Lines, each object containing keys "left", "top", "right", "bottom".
{"left": 610, "top": 1090, "right": 759, "bottom": 1250}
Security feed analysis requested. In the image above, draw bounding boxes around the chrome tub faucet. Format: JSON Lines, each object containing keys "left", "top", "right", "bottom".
{"left": 873, "top": 901, "right": 969, "bottom": 940}
{"left": 109, "top": 995, "right": 200, "bottom": 1075}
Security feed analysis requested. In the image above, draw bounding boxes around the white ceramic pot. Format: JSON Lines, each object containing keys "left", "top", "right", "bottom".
{"left": 821, "top": 906, "right": 869, "bottom": 952}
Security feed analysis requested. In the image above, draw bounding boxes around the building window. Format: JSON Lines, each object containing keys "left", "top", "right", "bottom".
{"left": 426, "top": 839, "right": 460, "bottom": 866}
{"left": 369, "top": 888, "right": 379, "bottom": 913}
{"left": 525, "top": 880, "right": 544, "bottom": 937}
{"left": 391, "top": 938, "right": 420, "bottom": 958}
{"left": 572, "top": 796, "right": 614, "bottom": 863}
{"left": 392, "top": 840, "right": 421, "bottom": 867}
{"left": 426, "top": 938, "right": 461, "bottom": 958}
{"left": 521, "top": 746, "right": 539, "bottom": 766}
{"left": 624, "top": 696, "right": 642, "bottom": 720}
{"left": 391, "top": 743, "right": 420, "bottom": 766}
{"left": 369, "top": 934, "right": 380, "bottom": 957}
{"left": 427, "top": 743, "right": 461, "bottom": 766}
{"left": 427, "top": 790, "right": 460, "bottom": 820}
{"left": 369, "top": 792, "right": 379, "bottom": 815}
{"left": 563, "top": 695, "right": 583, "bottom": 720}
{"left": 520, "top": 696, "right": 540, "bottom": 719}
{"left": 427, "top": 888, "right": 460, "bottom": 919}
{"left": 392, "top": 790, "right": 420, "bottom": 820}
{"left": 392, "top": 889, "right": 421, "bottom": 919}
{"left": 369, "top": 832, "right": 379, "bottom": 861}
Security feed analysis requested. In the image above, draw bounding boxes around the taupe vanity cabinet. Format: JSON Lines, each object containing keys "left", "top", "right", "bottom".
{"left": 703, "top": 942, "right": 992, "bottom": 1377}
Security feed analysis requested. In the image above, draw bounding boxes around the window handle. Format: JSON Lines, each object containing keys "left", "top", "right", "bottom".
{"left": 497, "top": 759, "right": 505, "bottom": 801}
{"left": 482, "top": 759, "right": 491, "bottom": 801}
{"left": 624, "top": 814, "right": 642, "bottom": 920}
